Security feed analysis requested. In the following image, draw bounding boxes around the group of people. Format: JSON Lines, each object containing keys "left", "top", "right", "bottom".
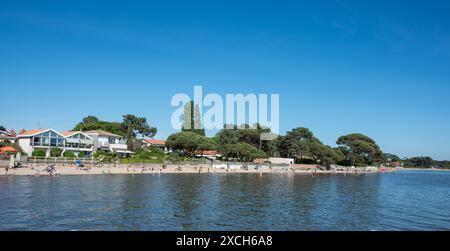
{"left": 29, "top": 164, "right": 59, "bottom": 176}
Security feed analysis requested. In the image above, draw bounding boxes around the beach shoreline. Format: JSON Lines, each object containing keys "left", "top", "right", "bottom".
{"left": 0, "top": 163, "right": 395, "bottom": 176}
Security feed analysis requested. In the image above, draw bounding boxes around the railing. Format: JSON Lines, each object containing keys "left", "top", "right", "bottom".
{"left": 66, "top": 138, "right": 93, "bottom": 144}
{"left": 98, "top": 142, "right": 110, "bottom": 148}
{"left": 27, "top": 156, "right": 97, "bottom": 163}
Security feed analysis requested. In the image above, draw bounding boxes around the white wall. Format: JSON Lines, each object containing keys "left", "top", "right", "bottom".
{"left": 18, "top": 138, "right": 32, "bottom": 156}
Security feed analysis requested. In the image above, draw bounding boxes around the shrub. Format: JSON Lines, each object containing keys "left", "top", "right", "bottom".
{"left": 50, "top": 147, "right": 63, "bottom": 157}
{"left": 93, "top": 150, "right": 118, "bottom": 163}
{"left": 63, "top": 151, "right": 76, "bottom": 158}
{"left": 78, "top": 152, "right": 85, "bottom": 158}
{"left": 32, "top": 149, "right": 46, "bottom": 157}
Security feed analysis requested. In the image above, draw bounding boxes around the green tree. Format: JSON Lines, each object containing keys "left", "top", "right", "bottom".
{"left": 121, "top": 114, "right": 157, "bottom": 151}
{"left": 82, "top": 116, "right": 99, "bottom": 124}
{"left": 336, "top": 133, "right": 386, "bottom": 166}
{"left": 214, "top": 123, "right": 274, "bottom": 156}
{"left": 403, "top": 156, "right": 435, "bottom": 168}
{"left": 166, "top": 131, "right": 216, "bottom": 157}
{"left": 74, "top": 120, "right": 124, "bottom": 136}
{"left": 384, "top": 153, "right": 401, "bottom": 162}
{"left": 0, "top": 125, "right": 6, "bottom": 131}
{"left": 308, "top": 142, "right": 344, "bottom": 166}
{"left": 222, "top": 142, "right": 267, "bottom": 162}
{"left": 278, "top": 127, "right": 319, "bottom": 161}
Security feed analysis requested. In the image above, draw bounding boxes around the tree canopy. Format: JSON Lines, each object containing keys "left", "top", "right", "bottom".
{"left": 166, "top": 131, "right": 216, "bottom": 157}
{"left": 74, "top": 118, "right": 124, "bottom": 136}
{"left": 336, "top": 133, "right": 386, "bottom": 166}
{"left": 221, "top": 142, "right": 267, "bottom": 162}
{"left": 121, "top": 114, "right": 157, "bottom": 150}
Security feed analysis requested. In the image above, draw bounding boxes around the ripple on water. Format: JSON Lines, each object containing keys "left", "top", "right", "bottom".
{"left": 0, "top": 171, "right": 449, "bottom": 230}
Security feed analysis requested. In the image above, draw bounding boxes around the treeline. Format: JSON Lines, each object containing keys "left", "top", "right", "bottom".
{"left": 402, "top": 156, "right": 450, "bottom": 169}
{"left": 7, "top": 111, "right": 449, "bottom": 168}
{"left": 167, "top": 123, "right": 389, "bottom": 166}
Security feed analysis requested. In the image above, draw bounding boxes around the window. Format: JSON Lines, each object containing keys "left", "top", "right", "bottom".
{"left": 33, "top": 137, "right": 41, "bottom": 146}
{"left": 42, "top": 137, "right": 49, "bottom": 146}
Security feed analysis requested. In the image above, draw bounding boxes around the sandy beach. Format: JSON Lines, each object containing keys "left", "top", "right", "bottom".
{"left": 0, "top": 163, "right": 392, "bottom": 176}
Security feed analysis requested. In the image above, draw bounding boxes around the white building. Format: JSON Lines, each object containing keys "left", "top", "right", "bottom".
{"left": 17, "top": 129, "right": 94, "bottom": 157}
{"left": 85, "top": 130, "right": 133, "bottom": 157}
{"left": 269, "top": 157, "right": 295, "bottom": 165}
{"left": 60, "top": 131, "right": 94, "bottom": 156}
{"left": 0, "top": 130, "right": 16, "bottom": 143}
{"left": 18, "top": 129, "right": 133, "bottom": 158}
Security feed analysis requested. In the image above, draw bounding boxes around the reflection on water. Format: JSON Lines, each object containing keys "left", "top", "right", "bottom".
{"left": 0, "top": 171, "right": 449, "bottom": 230}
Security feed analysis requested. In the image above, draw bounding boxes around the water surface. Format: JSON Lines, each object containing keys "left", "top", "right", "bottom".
{"left": 0, "top": 170, "right": 449, "bottom": 230}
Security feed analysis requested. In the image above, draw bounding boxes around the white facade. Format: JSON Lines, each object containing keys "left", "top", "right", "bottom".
{"left": 18, "top": 129, "right": 94, "bottom": 157}
{"left": 269, "top": 157, "right": 295, "bottom": 165}
{"left": 85, "top": 130, "right": 132, "bottom": 157}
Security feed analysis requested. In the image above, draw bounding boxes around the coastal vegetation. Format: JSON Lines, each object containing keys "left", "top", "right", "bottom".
{"left": 166, "top": 131, "right": 216, "bottom": 157}
{"left": 68, "top": 112, "right": 450, "bottom": 168}
{"left": 63, "top": 151, "right": 76, "bottom": 158}
{"left": 4, "top": 116, "right": 449, "bottom": 169}
{"left": 403, "top": 157, "right": 450, "bottom": 169}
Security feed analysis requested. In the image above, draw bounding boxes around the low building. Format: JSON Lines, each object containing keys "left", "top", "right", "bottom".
{"left": 0, "top": 130, "right": 16, "bottom": 143}
{"left": 17, "top": 128, "right": 134, "bottom": 157}
{"left": 60, "top": 131, "right": 94, "bottom": 157}
{"left": 18, "top": 129, "right": 67, "bottom": 157}
{"left": 142, "top": 139, "right": 168, "bottom": 152}
{"left": 269, "top": 157, "right": 295, "bottom": 165}
{"left": 195, "top": 150, "right": 221, "bottom": 160}
{"left": 85, "top": 130, "right": 133, "bottom": 157}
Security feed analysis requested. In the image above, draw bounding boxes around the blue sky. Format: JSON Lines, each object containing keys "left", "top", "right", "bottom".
{"left": 1, "top": 0, "right": 450, "bottom": 160}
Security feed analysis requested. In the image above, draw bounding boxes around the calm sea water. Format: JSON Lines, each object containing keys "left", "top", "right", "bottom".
{"left": 0, "top": 170, "right": 449, "bottom": 231}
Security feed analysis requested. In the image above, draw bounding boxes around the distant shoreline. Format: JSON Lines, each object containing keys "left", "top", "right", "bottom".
{"left": 401, "top": 168, "right": 450, "bottom": 172}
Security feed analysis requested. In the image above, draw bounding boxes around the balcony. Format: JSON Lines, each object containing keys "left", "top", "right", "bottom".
{"left": 110, "top": 143, "right": 128, "bottom": 151}
{"left": 66, "top": 138, "right": 93, "bottom": 145}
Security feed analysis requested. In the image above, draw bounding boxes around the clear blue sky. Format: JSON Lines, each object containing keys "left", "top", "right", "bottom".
{"left": 1, "top": 0, "right": 450, "bottom": 160}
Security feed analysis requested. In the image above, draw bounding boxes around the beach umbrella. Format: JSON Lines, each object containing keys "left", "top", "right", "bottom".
{"left": 0, "top": 146, "right": 17, "bottom": 153}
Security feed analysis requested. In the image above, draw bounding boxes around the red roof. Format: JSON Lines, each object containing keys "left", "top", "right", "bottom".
{"left": 144, "top": 139, "right": 166, "bottom": 146}
{"left": 60, "top": 131, "right": 79, "bottom": 137}
{"left": 18, "top": 129, "right": 50, "bottom": 136}
{"left": 195, "top": 150, "right": 218, "bottom": 156}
